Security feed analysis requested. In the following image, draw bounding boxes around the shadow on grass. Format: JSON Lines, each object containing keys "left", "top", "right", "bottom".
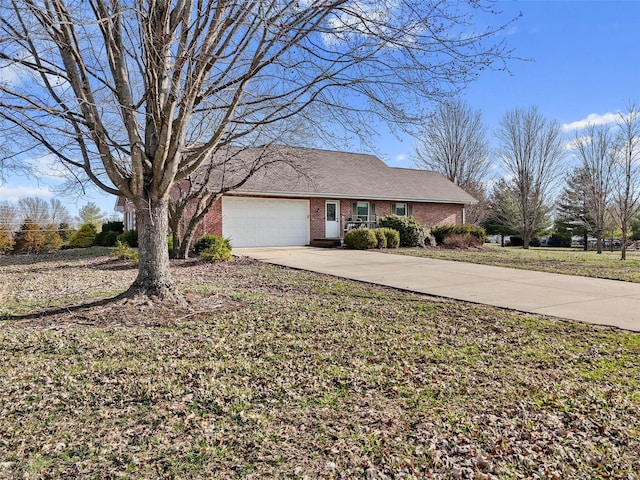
{"left": 0, "top": 247, "right": 114, "bottom": 268}
{"left": 0, "top": 292, "right": 129, "bottom": 323}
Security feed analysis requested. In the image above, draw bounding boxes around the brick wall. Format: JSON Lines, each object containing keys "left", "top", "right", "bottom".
{"left": 196, "top": 195, "right": 465, "bottom": 241}
{"left": 411, "top": 202, "right": 464, "bottom": 227}
{"left": 201, "top": 198, "right": 223, "bottom": 237}
{"left": 309, "top": 198, "right": 325, "bottom": 239}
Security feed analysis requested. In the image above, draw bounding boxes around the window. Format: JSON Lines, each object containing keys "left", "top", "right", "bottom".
{"left": 394, "top": 203, "right": 407, "bottom": 216}
{"left": 356, "top": 202, "right": 369, "bottom": 221}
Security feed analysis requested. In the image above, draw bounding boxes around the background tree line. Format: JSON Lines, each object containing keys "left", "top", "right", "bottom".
{"left": 0, "top": 198, "right": 119, "bottom": 255}
{"left": 415, "top": 99, "right": 640, "bottom": 259}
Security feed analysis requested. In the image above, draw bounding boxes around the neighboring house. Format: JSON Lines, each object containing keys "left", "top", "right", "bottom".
{"left": 118, "top": 146, "right": 476, "bottom": 248}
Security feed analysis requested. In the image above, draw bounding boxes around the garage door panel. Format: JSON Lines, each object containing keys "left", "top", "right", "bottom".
{"left": 222, "top": 197, "right": 310, "bottom": 247}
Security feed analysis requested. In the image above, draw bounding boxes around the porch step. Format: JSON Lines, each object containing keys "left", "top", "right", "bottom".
{"left": 309, "top": 238, "right": 342, "bottom": 248}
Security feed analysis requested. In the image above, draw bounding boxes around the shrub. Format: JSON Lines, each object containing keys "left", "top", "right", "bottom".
{"left": 376, "top": 227, "right": 400, "bottom": 249}
{"left": 69, "top": 223, "right": 98, "bottom": 248}
{"left": 431, "top": 224, "right": 487, "bottom": 246}
{"left": 117, "top": 229, "right": 138, "bottom": 248}
{"left": 548, "top": 233, "right": 572, "bottom": 248}
{"left": 167, "top": 235, "right": 174, "bottom": 257}
{"left": 196, "top": 235, "right": 232, "bottom": 262}
{"left": 42, "top": 224, "right": 62, "bottom": 252}
{"left": 441, "top": 234, "right": 482, "bottom": 249}
{"left": 13, "top": 219, "right": 45, "bottom": 254}
{"left": 378, "top": 215, "right": 425, "bottom": 247}
{"left": 110, "top": 240, "right": 139, "bottom": 265}
{"left": 194, "top": 234, "right": 231, "bottom": 254}
{"left": 101, "top": 221, "right": 124, "bottom": 233}
{"left": 58, "top": 222, "right": 74, "bottom": 241}
{"left": 344, "top": 228, "right": 378, "bottom": 250}
{"left": 0, "top": 225, "right": 14, "bottom": 254}
{"left": 373, "top": 228, "right": 387, "bottom": 248}
{"left": 94, "top": 230, "right": 120, "bottom": 247}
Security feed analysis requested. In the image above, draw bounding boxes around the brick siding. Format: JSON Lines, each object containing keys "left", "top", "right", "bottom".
{"left": 184, "top": 195, "right": 465, "bottom": 242}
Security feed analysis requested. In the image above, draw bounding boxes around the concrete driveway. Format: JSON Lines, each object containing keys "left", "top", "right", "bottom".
{"left": 235, "top": 246, "right": 640, "bottom": 332}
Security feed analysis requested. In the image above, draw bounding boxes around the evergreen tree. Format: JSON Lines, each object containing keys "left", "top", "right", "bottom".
{"left": 13, "top": 218, "right": 45, "bottom": 254}
{"left": 0, "top": 225, "right": 14, "bottom": 254}
{"left": 556, "top": 166, "right": 596, "bottom": 251}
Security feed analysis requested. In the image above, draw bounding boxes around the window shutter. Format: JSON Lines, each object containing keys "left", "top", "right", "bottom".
{"left": 407, "top": 203, "right": 413, "bottom": 216}
{"left": 391, "top": 203, "right": 396, "bottom": 215}
{"left": 351, "top": 202, "right": 357, "bottom": 219}
{"left": 371, "top": 203, "right": 376, "bottom": 220}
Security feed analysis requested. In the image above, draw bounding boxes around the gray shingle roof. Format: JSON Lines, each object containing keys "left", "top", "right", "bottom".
{"left": 215, "top": 146, "right": 477, "bottom": 205}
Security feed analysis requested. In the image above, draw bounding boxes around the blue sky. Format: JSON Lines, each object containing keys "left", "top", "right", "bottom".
{"left": 2, "top": 0, "right": 640, "bottom": 217}
{"left": 382, "top": 0, "right": 640, "bottom": 167}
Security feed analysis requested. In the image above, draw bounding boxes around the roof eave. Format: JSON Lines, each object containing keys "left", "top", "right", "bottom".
{"left": 229, "top": 189, "right": 478, "bottom": 205}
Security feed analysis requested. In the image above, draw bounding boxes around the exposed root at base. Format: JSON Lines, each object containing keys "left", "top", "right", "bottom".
{"left": 119, "top": 283, "right": 188, "bottom": 308}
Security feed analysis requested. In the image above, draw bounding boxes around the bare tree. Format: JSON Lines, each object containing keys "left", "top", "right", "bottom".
{"left": 0, "top": 1, "right": 515, "bottom": 300}
{"left": 48, "top": 198, "right": 72, "bottom": 226}
{"left": 482, "top": 178, "right": 520, "bottom": 246}
{"left": 572, "top": 124, "right": 616, "bottom": 254}
{"left": 0, "top": 200, "right": 17, "bottom": 229}
{"left": 17, "top": 197, "right": 50, "bottom": 226}
{"left": 611, "top": 103, "right": 640, "bottom": 260}
{"left": 496, "top": 106, "right": 565, "bottom": 248}
{"left": 413, "top": 98, "right": 490, "bottom": 223}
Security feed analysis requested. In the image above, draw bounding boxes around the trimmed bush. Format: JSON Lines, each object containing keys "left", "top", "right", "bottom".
{"left": 431, "top": 224, "right": 487, "bottom": 246}
{"left": 196, "top": 235, "right": 232, "bottom": 262}
{"left": 376, "top": 227, "right": 400, "bottom": 249}
{"left": 94, "top": 230, "right": 120, "bottom": 247}
{"left": 0, "top": 225, "right": 14, "bottom": 254}
{"left": 378, "top": 215, "right": 425, "bottom": 247}
{"left": 373, "top": 229, "right": 387, "bottom": 248}
{"left": 42, "top": 224, "right": 62, "bottom": 252}
{"left": 194, "top": 234, "right": 232, "bottom": 254}
{"left": 101, "top": 221, "right": 124, "bottom": 233}
{"left": 344, "top": 228, "right": 378, "bottom": 250}
{"left": 110, "top": 240, "right": 139, "bottom": 265}
{"left": 441, "top": 234, "right": 482, "bottom": 249}
{"left": 117, "top": 229, "right": 138, "bottom": 248}
{"left": 69, "top": 223, "right": 98, "bottom": 248}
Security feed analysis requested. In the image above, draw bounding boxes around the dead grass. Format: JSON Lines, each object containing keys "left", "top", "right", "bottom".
{"left": 0, "top": 248, "right": 639, "bottom": 479}
{"left": 391, "top": 245, "right": 640, "bottom": 283}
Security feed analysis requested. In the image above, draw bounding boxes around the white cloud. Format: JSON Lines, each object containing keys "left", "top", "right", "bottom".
{"left": 561, "top": 112, "right": 619, "bottom": 132}
{"left": 322, "top": 1, "right": 400, "bottom": 47}
{"left": 0, "top": 185, "right": 53, "bottom": 202}
{"left": 394, "top": 154, "right": 407, "bottom": 162}
{"left": 0, "top": 62, "right": 22, "bottom": 87}
{"left": 27, "top": 154, "right": 69, "bottom": 180}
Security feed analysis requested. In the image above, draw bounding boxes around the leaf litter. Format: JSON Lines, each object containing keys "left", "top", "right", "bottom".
{"left": 0, "top": 248, "right": 638, "bottom": 478}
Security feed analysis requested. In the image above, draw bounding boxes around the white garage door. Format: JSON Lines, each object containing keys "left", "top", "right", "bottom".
{"left": 222, "top": 197, "right": 310, "bottom": 247}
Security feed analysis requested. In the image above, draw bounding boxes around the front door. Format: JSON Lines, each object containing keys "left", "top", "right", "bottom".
{"left": 325, "top": 201, "right": 340, "bottom": 238}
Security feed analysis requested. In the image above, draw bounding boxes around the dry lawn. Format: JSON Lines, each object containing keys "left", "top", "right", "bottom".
{"left": 0, "top": 248, "right": 639, "bottom": 479}
{"left": 392, "top": 245, "right": 640, "bottom": 283}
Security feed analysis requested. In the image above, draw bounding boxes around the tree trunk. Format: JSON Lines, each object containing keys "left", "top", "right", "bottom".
{"left": 583, "top": 232, "right": 588, "bottom": 251}
{"left": 596, "top": 229, "right": 603, "bottom": 254}
{"left": 522, "top": 228, "right": 531, "bottom": 249}
{"left": 127, "top": 198, "right": 178, "bottom": 300}
{"left": 621, "top": 223, "right": 628, "bottom": 260}
{"left": 179, "top": 228, "right": 197, "bottom": 259}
